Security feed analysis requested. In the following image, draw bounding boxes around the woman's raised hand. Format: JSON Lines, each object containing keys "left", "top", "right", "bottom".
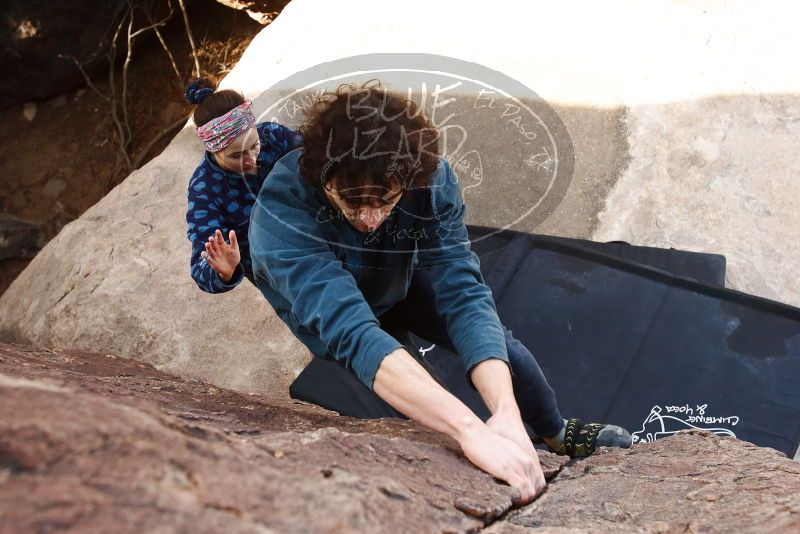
{"left": 201, "top": 229, "right": 241, "bottom": 282}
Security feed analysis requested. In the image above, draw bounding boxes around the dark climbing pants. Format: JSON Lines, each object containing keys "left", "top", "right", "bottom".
{"left": 289, "top": 267, "right": 565, "bottom": 439}
{"left": 378, "top": 267, "right": 564, "bottom": 438}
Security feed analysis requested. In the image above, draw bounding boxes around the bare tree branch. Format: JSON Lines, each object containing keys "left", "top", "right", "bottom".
{"left": 130, "top": 11, "right": 171, "bottom": 39}
{"left": 62, "top": 0, "right": 197, "bottom": 180}
{"left": 142, "top": 2, "right": 182, "bottom": 87}
{"left": 122, "top": 11, "right": 134, "bottom": 147}
{"left": 57, "top": 54, "right": 111, "bottom": 102}
{"left": 133, "top": 116, "right": 188, "bottom": 169}
{"left": 177, "top": 0, "right": 201, "bottom": 78}
{"left": 107, "top": 10, "right": 133, "bottom": 171}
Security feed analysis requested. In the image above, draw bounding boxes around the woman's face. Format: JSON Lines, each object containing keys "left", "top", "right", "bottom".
{"left": 212, "top": 127, "right": 260, "bottom": 175}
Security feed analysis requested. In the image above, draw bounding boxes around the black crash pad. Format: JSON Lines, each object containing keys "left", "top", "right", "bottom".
{"left": 423, "top": 232, "right": 800, "bottom": 457}
{"left": 292, "top": 227, "right": 800, "bottom": 458}
{"left": 291, "top": 228, "right": 742, "bottom": 433}
{"left": 466, "top": 225, "right": 727, "bottom": 287}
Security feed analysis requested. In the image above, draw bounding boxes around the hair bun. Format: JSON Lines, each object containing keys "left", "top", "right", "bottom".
{"left": 185, "top": 78, "right": 216, "bottom": 105}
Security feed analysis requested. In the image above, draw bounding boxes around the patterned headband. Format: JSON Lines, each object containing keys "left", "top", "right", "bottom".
{"left": 196, "top": 100, "right": 256, "bottom": 152}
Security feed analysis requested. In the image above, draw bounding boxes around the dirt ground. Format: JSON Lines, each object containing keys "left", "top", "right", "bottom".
{"left": 0, "top": 1, "right": 269, "bottom": 296}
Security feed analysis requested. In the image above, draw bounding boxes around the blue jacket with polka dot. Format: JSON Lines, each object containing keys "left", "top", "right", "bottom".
{"left": 185, "top": 122, "right": 303, "bottom": 293}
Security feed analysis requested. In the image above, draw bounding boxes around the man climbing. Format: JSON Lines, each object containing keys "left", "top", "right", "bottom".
{"left": 248, "top": 81, "right": 631, "bottom": 505}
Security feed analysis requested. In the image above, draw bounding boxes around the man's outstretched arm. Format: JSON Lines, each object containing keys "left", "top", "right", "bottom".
{"left": 373, "top": 347, "right": 546, "bottom": 504}
{"left": 415, "top": 159, "right": 512, "bottom": 387}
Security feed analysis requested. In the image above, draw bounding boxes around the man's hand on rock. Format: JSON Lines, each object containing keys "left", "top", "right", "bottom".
{"left": 458, "top": 420, "right": 546, "bottom": 505}
{"left": 485, "top": 409, "right": 547, "bottom": 493}
{"left": 463, "top": 358, "right": 547, "bottom": 503}
{"left": 372, "top": 349, "right": 546, "bottom": 506}
{"left": 201, "top": 229, "right": 240, "bottom": 282}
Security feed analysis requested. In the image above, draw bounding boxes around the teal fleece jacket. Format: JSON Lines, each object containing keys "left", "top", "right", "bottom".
{"left": 248, "top": 148, "right": 509, "bottom": 390}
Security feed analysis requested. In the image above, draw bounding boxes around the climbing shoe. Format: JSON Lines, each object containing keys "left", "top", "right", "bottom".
{"left": 534, "top": 418, "right": 632, "bottom": 458}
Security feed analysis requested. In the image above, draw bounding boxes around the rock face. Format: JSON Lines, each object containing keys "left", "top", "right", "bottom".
{"left": 486, "top": 434, "right": 800, "bottom": 534}
{"left": 2, "top": 0, "right": 800, "bottom": 400}
{"left": 0, "top": 124, "right": 314, "bottom": 399}
{"left": 593, "top": 96, "right": 800, "bottom": 307}
{"left": 0, "top": 342, "right": 565, "bottom": 533}
{"left": 2, "top": 341, "right": 799, "bottom": 533}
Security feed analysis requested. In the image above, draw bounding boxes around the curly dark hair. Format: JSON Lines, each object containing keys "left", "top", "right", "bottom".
{"left": 298, "top": 80, "right": 440, "bottom": 205}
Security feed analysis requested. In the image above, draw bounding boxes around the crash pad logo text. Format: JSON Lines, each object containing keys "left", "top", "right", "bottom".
{"left": 632, "top": 403, "right": 740, "bottom": 444}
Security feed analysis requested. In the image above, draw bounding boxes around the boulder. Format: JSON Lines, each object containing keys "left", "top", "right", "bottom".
{"left": 1, "top": 342, "right": 798, "bottom": 532}
{"left": 214, "top": 0, "right": 291, "bottom": 25}
{"left": 2, "top": 0, "right": 800, "bottom": 400}
{"left": 0, "top": 125, "right": 313, "bottom": 398}
{"left": 487, "top": 432, "right": 800, "bottom": 533}
{"left": 0, "top": 342, "right": 565, "bottom": 532}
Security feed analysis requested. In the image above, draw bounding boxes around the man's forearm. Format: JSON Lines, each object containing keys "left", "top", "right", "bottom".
{"left": 374, "top": 348, "right": 546, "bottom": 503}
{"left": 372, "top": 347, "right": 484, "bottom": 441}
{"left": 469, "top": 358, "right": 520, "bottom": 416}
